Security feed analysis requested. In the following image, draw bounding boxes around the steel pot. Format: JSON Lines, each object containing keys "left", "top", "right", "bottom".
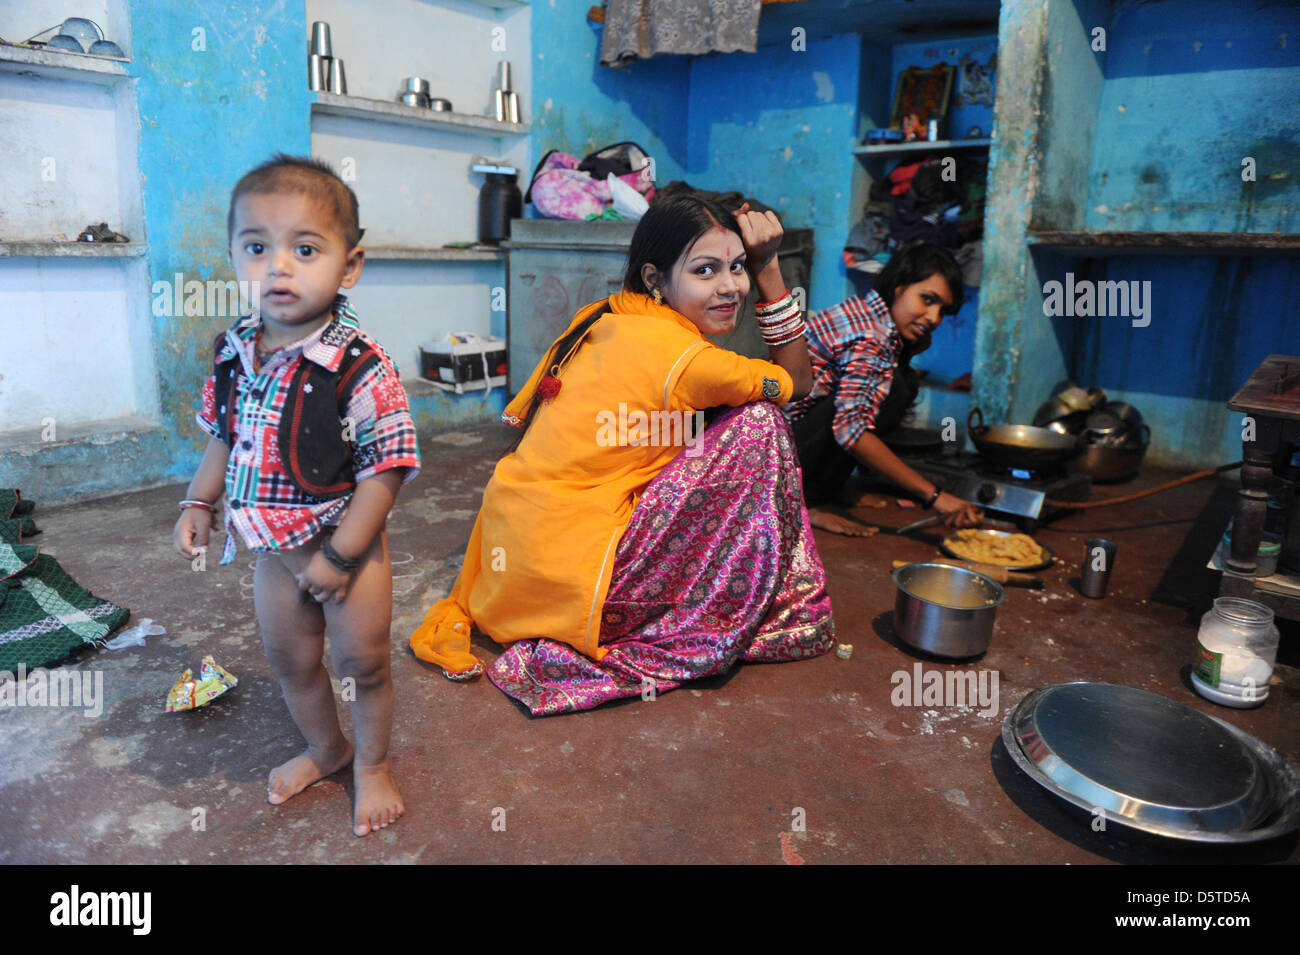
{"left": 892, "top": 563, "right": 1005, "bottom": 658}
{"left": 1067, "top": 424, "right": 1150, "bottom": 481}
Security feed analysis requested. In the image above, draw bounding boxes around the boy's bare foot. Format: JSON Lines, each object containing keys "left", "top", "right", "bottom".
{"left": 809, "top": 508, "right": 880, "bottom": 537}
{"left": 353, "top": 760, "right": 405, "bottom": 836}
{"left": 267, "top": 742, "right": 354, "bottom": 805}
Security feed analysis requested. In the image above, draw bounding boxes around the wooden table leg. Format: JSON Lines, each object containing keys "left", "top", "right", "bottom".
{"left": 1222, "top": 415, "right": 1281, "bottom": 595}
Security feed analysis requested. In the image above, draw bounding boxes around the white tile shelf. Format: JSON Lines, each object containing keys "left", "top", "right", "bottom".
{"left": 0, "top": 44, "right": 130, "bottom": 84}
{"left": 364, "top": 245, "right": 504, "bottom": 262}
{"left": 0, "top": 241, "right": 147, "bottom": 257}
{"left": 853, "top": 137, "right": 993, "bottom": 157}
{"left": 463, "top": 0, "right": 529, "bottom": 7}
{"left": 311, "top": 91, "right": 529, "bottom": 135}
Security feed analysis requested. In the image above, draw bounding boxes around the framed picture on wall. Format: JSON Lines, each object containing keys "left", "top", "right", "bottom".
{"left": 889, "top": 63, "right": 956, "bottom": 127}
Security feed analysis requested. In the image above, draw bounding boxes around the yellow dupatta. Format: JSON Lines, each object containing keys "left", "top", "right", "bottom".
{"left": 408, "top": 295, "right": 620, "bottom": 678}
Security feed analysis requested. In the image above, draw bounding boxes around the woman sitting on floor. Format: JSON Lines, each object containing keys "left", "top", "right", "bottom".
{"left": 409, "top": 194, "right": 836, "bottom": 716}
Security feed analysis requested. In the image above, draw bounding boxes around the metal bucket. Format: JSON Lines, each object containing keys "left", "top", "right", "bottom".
{"left": 892, "top": 562, "right": 1005, "bottom": 658}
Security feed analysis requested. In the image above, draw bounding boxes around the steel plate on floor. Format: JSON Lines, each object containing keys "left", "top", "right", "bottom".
{"left": 1002, "top": 683, "right": 1300, "bottom": 843}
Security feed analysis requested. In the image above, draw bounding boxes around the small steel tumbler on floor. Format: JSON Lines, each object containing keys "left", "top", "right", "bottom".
{"left": 1080, "top": 538, "right": 1117, "bottom": 598}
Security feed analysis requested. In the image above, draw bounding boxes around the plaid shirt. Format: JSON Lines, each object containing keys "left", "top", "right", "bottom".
{"left": 196, "top": 296, "right": 421, "bottom": 564}
{"left": 784, "top": 290, "right": 902, "bottom": 450}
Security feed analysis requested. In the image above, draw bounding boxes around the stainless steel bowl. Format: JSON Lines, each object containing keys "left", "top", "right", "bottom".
{"left": 892, "top": 563, "right": 1005, "bottom": 658}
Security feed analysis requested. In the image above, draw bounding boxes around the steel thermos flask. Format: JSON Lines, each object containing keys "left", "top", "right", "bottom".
{"left": 478, "top": 172, "right": 522, "bottom": 245}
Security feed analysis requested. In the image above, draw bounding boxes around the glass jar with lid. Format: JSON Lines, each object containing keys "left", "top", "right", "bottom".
{"left": 1191, "top": 597, "right": 1279, "bottom": 708}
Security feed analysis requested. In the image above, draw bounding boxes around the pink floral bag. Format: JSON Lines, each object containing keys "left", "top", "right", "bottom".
{"left": 525, "top": 142, "right": 656, "bottom": 220}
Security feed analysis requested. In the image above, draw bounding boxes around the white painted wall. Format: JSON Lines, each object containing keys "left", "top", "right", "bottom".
{"left": 305, "top": 0, "right": 531, "bottom": 120}
{"left": 308, "top": 0, "right": 528, "bottom": 367}
{"left": 0, "top": 71, "right": 143, "bottom": 242}
{"left": 0, "top": 256, "right": 158, "bottom": 433}
{"left": 0, "top": 0, "right": 152, "bottom": 434}
{"left": 343, "top": 259, "right": 504, "bottom": 377}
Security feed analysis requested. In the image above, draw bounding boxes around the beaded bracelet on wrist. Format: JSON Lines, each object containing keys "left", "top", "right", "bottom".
{"left": 321, "top": 538, "right": 362, "bottom": 573}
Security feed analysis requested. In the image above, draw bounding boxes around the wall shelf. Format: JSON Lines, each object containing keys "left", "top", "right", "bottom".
{"left": 463, "top": 0, "right": 529, "bottom": 8}
{"left": 0, "top": 44, "right": 130, "bottom": 84}
{"left": 1026, "top": 230, "right": 1300, "bottom": 257}
{"left": 365, "top": 245, "right": 504, "bottom": 262}
{"left": 0, "top": 241, "right": 147, "bottom": 257}
{"left": 853, "top": 137, "right": 992, "bottom": 157}
{"left": 311, "top": 91, "right": 529, "bottom": 135}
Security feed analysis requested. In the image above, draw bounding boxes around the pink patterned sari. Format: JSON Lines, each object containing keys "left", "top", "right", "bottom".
{"left": 488, "top": 402, "right": 835, "bottom": 715}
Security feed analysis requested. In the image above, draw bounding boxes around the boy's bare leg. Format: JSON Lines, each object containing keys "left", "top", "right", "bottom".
{"left": 255, "top": 547, "right": 354, "bottom": 804}
{"left": 323, "top": 530, "right": 403, "bottom": 837}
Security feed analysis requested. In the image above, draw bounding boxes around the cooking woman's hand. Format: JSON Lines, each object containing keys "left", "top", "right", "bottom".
{"left": 934, "top": 492, "right": 983, "bottom": 528}
{"left": 732, "top": 202, "right": 783, "bottom": 277}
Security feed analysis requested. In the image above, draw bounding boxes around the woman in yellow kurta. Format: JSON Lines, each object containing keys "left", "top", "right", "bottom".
{"left": 411, "top": 195, "right": 836, "bottom": 714}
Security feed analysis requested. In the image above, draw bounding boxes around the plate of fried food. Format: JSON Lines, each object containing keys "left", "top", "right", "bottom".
{"left": 940, "top": 528, "right": 1054, "bottom": 572}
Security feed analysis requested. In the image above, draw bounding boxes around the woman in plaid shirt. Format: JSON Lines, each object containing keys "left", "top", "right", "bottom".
{"left": 785, "top": 243, "right": 983, "bottom": 535}
{"left": 173, "top": 156, "right": 419, "bottom": 837}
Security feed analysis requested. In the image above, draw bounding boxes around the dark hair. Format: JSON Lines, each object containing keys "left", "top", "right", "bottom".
{"left": 511, "top": 194, "right": 743, "bottom": 437}
{"left": 874, "top": 242, "right": 964, "bottom": 315}
{"left": 227, "top": 153, "right": 363, "bottom": 249}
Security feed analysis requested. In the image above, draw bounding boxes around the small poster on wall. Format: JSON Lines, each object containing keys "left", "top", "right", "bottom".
{"left": 889, "top": 63, "right": 956, "bottom": 128}
{"left": 956, "top": 52, "right": 996, "bottom": 106}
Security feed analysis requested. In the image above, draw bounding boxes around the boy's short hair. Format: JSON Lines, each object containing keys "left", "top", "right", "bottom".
{"left": 227, "top": 154, "right": 363, "bottom": 248}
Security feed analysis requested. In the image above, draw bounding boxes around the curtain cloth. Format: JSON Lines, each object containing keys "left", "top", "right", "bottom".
{"left": 600, "top": 0, "right": 762, "bottom": 68}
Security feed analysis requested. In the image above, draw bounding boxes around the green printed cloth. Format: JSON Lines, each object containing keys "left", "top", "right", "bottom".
{"left": 0, "top": 490, "right": 129, "bottom": 672}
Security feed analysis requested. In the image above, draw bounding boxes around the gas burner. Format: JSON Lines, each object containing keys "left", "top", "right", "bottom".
{"left": 978, "top": 461, "right": 1067, "bottom": 483}
{"left": 893, "top": 448, "right": 1091, "bottom": 530}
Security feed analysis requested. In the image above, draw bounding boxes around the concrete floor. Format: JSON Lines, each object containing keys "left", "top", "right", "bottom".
{"left": 2, "top": 424, "right": 1297, "bottom": 864}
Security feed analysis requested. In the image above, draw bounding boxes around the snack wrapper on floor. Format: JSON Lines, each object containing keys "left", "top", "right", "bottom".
{"left": 166, "top": 655, "right": 238, "bottom": 712}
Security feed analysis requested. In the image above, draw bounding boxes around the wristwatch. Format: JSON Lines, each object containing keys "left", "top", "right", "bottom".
{"left": 761, "top": 377, "right": 781, "bottom": 400}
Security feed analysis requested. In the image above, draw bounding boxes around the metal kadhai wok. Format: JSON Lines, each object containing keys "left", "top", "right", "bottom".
{"left": 967, "top": 408, "right": 1082, "bottom": 471}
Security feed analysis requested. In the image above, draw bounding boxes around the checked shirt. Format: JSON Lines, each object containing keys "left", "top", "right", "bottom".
{"left": 783, "top": 289, "right": 902, "bottom": 451}
{"left": 196, "top": 296, "right": 420, "bottom": 565}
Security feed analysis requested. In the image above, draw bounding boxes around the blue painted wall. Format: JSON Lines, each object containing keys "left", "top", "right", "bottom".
{"left": 1087, "top": 0, "right": 1299, "bottom": 233}
{"left": 1049, "top": 0, "right": 1300, "bottom": 467}
{"left": 529, "top": 7, "right": 691, "bottom": 187}
{"left": 132, "top": 0, "right": 311, "bottom": 485}
{"left": 685, "top": 33, "right": 860, "bottom": 312}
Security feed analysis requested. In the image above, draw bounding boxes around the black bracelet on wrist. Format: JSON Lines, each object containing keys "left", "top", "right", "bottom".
{"left": 925, "top": 486, "right": 942, "bottom": 509}
{"left": 321, "top": 537, "right": 362, "bottom": 573}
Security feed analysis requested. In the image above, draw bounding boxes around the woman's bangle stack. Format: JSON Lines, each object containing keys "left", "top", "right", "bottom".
{"left": 755, "top": 291, "right": 806, "bottom": 347}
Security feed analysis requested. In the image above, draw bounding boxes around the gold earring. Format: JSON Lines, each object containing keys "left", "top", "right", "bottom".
{"left": 652, "top": 287, "right": 662, "bottom": 305}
